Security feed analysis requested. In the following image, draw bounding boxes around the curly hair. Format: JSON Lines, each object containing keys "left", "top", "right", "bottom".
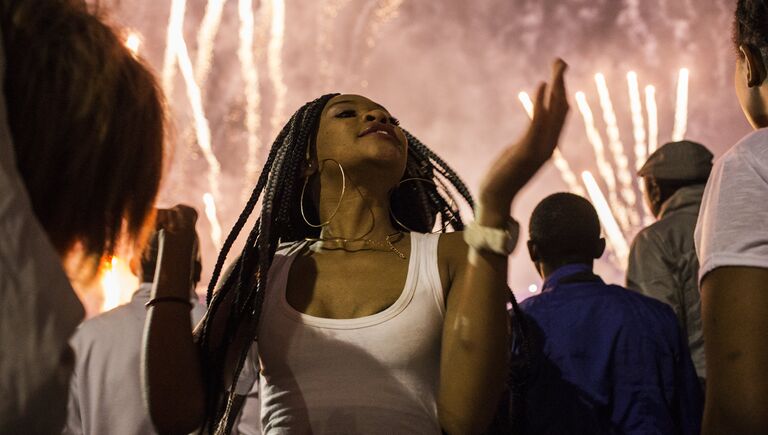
{"left": 733, "top": 0, "right": 768, "bottom": 58}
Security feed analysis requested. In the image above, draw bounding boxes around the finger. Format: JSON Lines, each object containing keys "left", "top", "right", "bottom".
{"left": 531, "top": 82, "right": 547, "bottom": 130}
{"left": 549, "top": 59, "right": 568, "bottom": 111}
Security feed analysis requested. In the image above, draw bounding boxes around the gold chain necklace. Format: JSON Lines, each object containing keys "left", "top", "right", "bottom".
{"left": 305, "top": 231, "right": 407, "bottom": 259}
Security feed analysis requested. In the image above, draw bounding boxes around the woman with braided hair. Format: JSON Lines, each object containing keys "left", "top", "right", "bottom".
{"left": 144, "top": 60, "right": 569, "bottom": 434}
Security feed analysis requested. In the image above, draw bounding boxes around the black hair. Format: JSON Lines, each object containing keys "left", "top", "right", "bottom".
{"left": 529, "top": 193, "right": 602, "bottom": 266}
{"left": 194, "top": 94, "right": 529, "bottom": 431}
{"left": 652, "top": 178, "right": 708, "bottom": 207}
{"left": 734, "top": 0, "right": 768, "bottom": 58}
{"left": 1, "top": 0, "right": 165, "bottom": 259}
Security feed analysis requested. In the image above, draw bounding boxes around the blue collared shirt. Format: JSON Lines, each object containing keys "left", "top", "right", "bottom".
{"left": 515, "top": 264, "right": 703, "bottom": 434}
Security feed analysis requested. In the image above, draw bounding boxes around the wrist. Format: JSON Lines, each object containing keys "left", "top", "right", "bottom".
{"left": 475, "top": 202, "right": 511, "bottom": 228}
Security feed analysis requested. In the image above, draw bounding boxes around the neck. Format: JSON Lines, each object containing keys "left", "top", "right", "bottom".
{"left": 315, "top": 176, "right": 399, "bottom": 242}
{"left": 539, "top": 260, "right": 593, "bottom": 279}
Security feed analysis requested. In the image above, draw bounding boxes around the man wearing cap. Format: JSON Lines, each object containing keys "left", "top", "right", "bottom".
{"left": 627, "top": 140, "right": 714, "bottom": 384}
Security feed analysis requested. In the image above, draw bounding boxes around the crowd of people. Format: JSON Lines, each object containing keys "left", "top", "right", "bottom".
{"left": 2, "top": 0, "right": 767, "bottom": 434}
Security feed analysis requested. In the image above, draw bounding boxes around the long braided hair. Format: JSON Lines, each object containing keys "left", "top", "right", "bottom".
{"left": 196, "top": 93, "right": 530, "bottom": 432}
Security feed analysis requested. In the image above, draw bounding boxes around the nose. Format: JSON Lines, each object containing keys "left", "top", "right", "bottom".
{"left": 363, "top": 109, "right": 390, "bottom": 124}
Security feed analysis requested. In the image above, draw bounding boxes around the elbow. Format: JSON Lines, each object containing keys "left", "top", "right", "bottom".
{"left": 439, "top": 405, "right": 492, "bottom": 435}
{"left": 147, "top": 394, "right": 205, "bottom": 435}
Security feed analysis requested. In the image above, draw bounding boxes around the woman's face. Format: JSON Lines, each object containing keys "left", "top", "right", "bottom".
{"left": 314, "top": 94, "right": 408, "bottom": 186}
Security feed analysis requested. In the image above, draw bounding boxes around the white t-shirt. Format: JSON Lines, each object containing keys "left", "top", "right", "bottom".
{"left": 695, "top": 128, "right": 768, "bottom": 282}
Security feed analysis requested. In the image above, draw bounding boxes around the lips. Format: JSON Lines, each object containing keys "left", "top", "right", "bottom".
{"left": 358, "top": 122, "right": 399, "bottom": 144}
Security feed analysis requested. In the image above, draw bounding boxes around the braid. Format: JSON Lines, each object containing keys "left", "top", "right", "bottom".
{"left": 196, "top": 94, "right": 531, "bottom": 432}
{"left": 197, "top": 94, "right": 338, "bottom": 431}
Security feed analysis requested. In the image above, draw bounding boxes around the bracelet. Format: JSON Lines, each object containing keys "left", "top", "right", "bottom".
{"left": 145, "top": 296, "right": 193, "bottom": 309}
{"left": 463, "top": 218, "right": 520, "bottom": 256}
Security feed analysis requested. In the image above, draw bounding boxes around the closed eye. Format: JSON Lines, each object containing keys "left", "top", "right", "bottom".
{"left": 335, "top": 109, "right": 357, "bottom": 118}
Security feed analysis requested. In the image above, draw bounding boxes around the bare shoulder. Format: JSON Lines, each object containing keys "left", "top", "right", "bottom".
{"left": 437, "top": 231, "right": 469, "bottom": 284}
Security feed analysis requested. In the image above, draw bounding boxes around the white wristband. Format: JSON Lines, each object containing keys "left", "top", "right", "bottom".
{"left": 463, "top": 218, "right": 520, "bottom": 256}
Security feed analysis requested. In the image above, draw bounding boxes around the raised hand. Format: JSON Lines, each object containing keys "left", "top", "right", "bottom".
{"left": 151, "top": 204, "right": 200, "bottom": 296}
{"left": 478, "top": 59, "right": 570, "bottom": 226}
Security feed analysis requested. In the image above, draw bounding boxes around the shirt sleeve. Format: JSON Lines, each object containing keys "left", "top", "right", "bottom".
{"left": 695, "top": 137, "right": 768, "bottom": 282}
{"left": 0, "top": 32, "right": 84, "bottom": 433}
{"left": 627, "top": 229, "right": 683, "bottom": 319}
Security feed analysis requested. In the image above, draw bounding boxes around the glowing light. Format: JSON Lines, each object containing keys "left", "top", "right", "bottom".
{"left": 575, "top": 91, "right": 628, "bottom": 229}
{"left": 627, "top": 72, "right": 647, "bottom": 171}
{"left": 595, "top": 73, "right": 637, "bottom": 226}
{"left": 518, "top": 91, "right": 586, "bottom": 197}
{"left": 528, "top": 284, "right": 538, "bottom": 293}
{"left": 518, "top": 91, "right": 534, "bottom": 118}
{"left": 581, "top": 171, "right": 630, "bottom": 265}
{"left": 672, "top": 68, "right": 689, "bottom": 141}
{"left": 645, "top": 85, "right": 659, "bottom": 154}
{"left": 162, "top": 0, "right": 186, "bottom": 95}
{"left": 195, "top": 0, "right": 228, "bottom": 87}
{"left": 203, "top": 193, "right": 223, "bottom": 250}
{"left": 268, "top": 0, "right": 288, "bottom": 137}
{"left": 125, "top": 32, "right": 141, "bottom": 55}
{"left": 175, "top": 23, "right": 222, "bottom": 202}
{"left": 239, "top": 0, "right": 263, "bottom": 197}
{"left": 359, "top": 0, "right": 405, "bottom": 81}
{"left": 100, "top": 257, "right": 138, "bottom": 312}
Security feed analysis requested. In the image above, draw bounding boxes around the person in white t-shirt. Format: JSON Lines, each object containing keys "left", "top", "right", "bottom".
{"left": 0, "top": 2, "right": 165, "bottom": 432}
{"left": 694, "top": 1, "right": 768, "bottom": 433}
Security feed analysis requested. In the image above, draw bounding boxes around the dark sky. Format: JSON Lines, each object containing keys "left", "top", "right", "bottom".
{"left": 104, "top": 0, "right": 745, "bottom": 298}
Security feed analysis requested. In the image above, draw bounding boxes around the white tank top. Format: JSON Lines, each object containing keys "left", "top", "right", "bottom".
{"left": 255, "top": 232, "right": 445, "bottom": 434}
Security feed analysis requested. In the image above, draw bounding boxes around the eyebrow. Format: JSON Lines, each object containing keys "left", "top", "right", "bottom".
{"left": 326, "top": 99, "right": 388, "bottom": 113}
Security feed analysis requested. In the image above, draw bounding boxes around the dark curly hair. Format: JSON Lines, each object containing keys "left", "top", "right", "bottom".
{"left": 733, "top": 0, "right": 768, "bottom": 58}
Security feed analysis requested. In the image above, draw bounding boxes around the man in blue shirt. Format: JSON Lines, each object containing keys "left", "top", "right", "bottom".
{"left": 517, "top": 193, "right": 703, "bottom": 434}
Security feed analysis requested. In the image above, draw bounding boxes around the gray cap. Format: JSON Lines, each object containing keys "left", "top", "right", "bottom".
{"left": 637, "top": 140, "right": 714, "bottom": 180}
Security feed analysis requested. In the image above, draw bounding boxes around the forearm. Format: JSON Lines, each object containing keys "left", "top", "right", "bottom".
{"left": 701, "top": 268, "right": 768, "bottom": 435}
{"left": 142, "top": 236, "right": 205, "bottom": 433}
{"left": 438, "top": 207, "right": 511, "bottom": 434}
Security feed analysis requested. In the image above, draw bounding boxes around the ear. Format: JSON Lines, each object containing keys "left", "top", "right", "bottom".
{"left": 527, "top": 240, "right": 539, "bottom": 262}
{"left": 740, "top": 44, "right": 767, "bottom": 88}
{"left": 594, "top": 238, "right": 606, "bottom": 259}
{"left": 302, "top": 158, "right": 318, "bottom": 178}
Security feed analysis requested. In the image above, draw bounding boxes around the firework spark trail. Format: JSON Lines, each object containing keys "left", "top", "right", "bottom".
{"left": 173, "top": 20, "right": 223, "bottom": 211}
{"left": 239, "top": 0, "right": 263, "bottom": 198}
{"left": 575, "top": 91, "right": 629, "bottom": 229}
{"left": 195, "top": 0, "right": 228, "bottom": 87}
{"left": 582, "top": 171, "right": 630, "bottom": 266}
{"left": 359, "top": 0, "right": 405, "bottom": 82}
{"left": 162, "top": 0, "right": 187, "bottom": 96}
{"left": 268, "top": 0, "right": 288, "bottom": 137}
{"left": 317, "top": 0, "right": 353, "bottom": 88}
{"left": 627, "top": 72, "right": 647, "bottom": 171}
{"left": 645, "top": 85, "right": 659, "bottom": 154}
{"left": 203, "top": 193, "right": 223, "bottom": 250}
{"left": 672, "top": 68, "right": 690, "bottom": 141}
{"left": 518, "top": 91, "right": 585, "bottom": 197}
{"left": 594, "top": 74, "right": 637, "bottom": 226}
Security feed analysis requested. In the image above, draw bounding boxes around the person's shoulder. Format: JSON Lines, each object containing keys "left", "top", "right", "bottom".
{"left": 605, "top": 284, "right": 678, "bottom": 324}
{"left": 437, "top": 230, "right": 469, "bottom": 266}
{"left": 720, "top": 128, "right": 768, "bottom": 170}
{"left": 71, "top": 303, "right": 136, "bottom": 344}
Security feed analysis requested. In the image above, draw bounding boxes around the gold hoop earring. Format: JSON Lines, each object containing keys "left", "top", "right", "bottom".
{"left": 300, "top": 159, "right": 347, "bottom": 228}
{"left": 388, "top": 177, "right": 458, "bottom": 233}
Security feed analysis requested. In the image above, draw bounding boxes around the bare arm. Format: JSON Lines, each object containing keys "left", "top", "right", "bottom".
{"left": 438, "top": 59, "right": 569, "bottom": 434}
{"left": 142, "top": 207, "right": 205, "bottom": 434}
{"left": 142, "top": 207, "right": 256, "bottom": 433}
{"left": 701, "top": 266, "right": 768, "bottom": 435}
